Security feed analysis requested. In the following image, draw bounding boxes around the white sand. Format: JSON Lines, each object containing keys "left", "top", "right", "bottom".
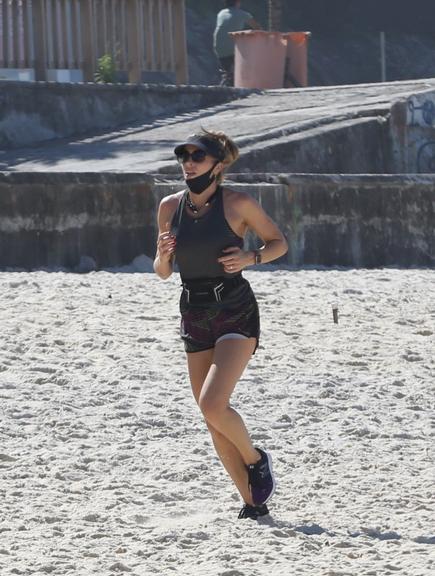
{"left": 0, "top": 269, "right": 434, "bottom": 576}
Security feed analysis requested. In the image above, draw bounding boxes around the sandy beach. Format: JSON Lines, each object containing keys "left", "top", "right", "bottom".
{"left": 0, "top": 268, "right": 434, "bottom": 576}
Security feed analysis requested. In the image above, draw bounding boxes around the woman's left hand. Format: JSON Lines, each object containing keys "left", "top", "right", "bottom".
{"left": 218, "top": 247, "right": 253, "bottom": 274}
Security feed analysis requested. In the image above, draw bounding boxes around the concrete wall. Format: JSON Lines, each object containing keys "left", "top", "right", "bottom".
{"left": 156, "top": 116, "right": 392, "bottom": 177}
{"left": 0, "top": 81, "right": 256, "bottom": 150}
{"left": 225, "top": 174, "right": 435, "bottom": 268}
{"left": 232, "top": 116, "right": 392, "bottom": 174}
{"left": 0, "top": 172, "right": 433, "bottom": 270}
{"left": 0, "top": 173, "right": 157, "bottom": 269}
{"left": 390, "top": 88, "right": 435, "bottom": 173}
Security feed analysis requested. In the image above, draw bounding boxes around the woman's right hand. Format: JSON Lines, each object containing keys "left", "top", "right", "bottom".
{"left": 157, "top": 229, "right": 176, "bottom": 263}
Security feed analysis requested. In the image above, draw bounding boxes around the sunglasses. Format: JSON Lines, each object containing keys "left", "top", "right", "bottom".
{"left": 176, "top": 148, "right": 208, "bottom": 164}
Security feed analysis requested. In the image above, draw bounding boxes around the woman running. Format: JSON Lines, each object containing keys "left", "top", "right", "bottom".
{"left": 153, "top": 129, "right": 288, "bottom": 519}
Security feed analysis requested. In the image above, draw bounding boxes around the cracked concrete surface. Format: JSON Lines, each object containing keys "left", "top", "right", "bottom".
{"left": 2, "top": 78, "right": 435, "bottom": 174}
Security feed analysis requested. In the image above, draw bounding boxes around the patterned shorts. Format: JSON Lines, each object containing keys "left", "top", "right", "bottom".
{"left": 179, "top": 280, "right": 260, "bottom": 354}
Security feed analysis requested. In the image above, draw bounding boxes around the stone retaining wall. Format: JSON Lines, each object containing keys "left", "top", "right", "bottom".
{"left": 233, "top": 116, "right": 391, "bottom": 174}
{"left": 0, "top": 81, "right": 256, "bottom": 150}
{"left": 0, "top": 172, "right": 433, "bottom": 270}
{"left": 224, "top": 174, "right": 435, "bottom": 268}
{"left": 0, "top": 173, "right": 156, "bottom": 269}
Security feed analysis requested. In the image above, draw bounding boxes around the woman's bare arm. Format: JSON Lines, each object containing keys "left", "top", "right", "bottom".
{"left": 153, "top": 195, "right": 179, "bottom": 280}
{"left": 218, "top": 192, "right": 288, "bottom": 273}
{"left": 241, "top": 194, "right": 288, "bottom": 264}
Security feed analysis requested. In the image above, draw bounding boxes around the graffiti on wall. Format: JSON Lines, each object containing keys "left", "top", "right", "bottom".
{"left": 408, "top": 98, "right": 435, "bottom": 127}
{"left": 417, "top": 141, "right": 435, "bottom": 173}
{"left": 407, "top": 95, "right": 435, "bottom": 173}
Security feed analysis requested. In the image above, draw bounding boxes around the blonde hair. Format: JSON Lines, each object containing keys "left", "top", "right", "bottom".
{"left": 199, "top": 128, "right": 239, "bottom": 184}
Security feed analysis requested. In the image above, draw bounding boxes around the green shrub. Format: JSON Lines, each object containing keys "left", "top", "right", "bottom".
{"left": 94, "top": 54, "right": 117, "bottom": 83}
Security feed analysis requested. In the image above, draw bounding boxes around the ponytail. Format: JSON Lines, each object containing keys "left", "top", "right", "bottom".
{"left": 199, "top": 128, "right": 239, "bottom": 184}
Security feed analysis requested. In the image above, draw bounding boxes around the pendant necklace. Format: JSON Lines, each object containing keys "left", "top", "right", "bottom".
{"left": 186, "top": 194, "right": 202, "bottom": 214}
{"left": 186, "top": 187, "right": 219, "bottom": 215}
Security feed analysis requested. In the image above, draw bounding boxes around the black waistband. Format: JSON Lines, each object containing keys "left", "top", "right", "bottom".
{"left": 182, "top": 274, "right": 242, "bottom": 288}
{"left": 181, "top": 275, "right": 244, "bottom": 304}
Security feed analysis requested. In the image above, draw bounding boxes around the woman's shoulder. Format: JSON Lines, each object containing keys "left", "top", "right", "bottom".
{"left": 222, "top": 186, "right": 257, "bottom": 207}
{"left": 157, "top": 190, "right": 185, "bottom": 223}
{"left": 160, "top": 189, "right": 184, "bottom": 206}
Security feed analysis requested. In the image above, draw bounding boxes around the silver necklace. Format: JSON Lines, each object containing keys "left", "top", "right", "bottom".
{"left": 186, "top": 188, "right": 219, "bottom": 214}
{"left": 186, "top": 194, "right": 203, "bottom": 214}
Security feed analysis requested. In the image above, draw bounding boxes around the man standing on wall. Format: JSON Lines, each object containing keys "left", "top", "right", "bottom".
{"left": 213, "top": 0, "right": 261, "bottom": 86}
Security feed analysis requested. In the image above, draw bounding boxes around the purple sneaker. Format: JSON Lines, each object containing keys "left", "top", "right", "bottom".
{"left": 247, "top": 448, "right": 276, "bottom": 505}
{"left": 238, "top": 502, "right": 269, "bottom": 520}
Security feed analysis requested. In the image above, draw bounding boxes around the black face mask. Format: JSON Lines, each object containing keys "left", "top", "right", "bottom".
{"left": 185, "top": 164, "right": 217, "bottom": 195}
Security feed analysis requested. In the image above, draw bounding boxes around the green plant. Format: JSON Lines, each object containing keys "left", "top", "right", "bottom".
{"left": 94, "top": 54, "right": 116, "bottom": 83}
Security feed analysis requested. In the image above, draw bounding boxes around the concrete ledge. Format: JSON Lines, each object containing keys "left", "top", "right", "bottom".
{"left": 233, "top": 116, "right": 392, "bottom": 174}
{"left": 157, "top": 116, "right": 392, "bottom": 176}
{"left": 0, "top": 81, "right": 259, "bottom": 150}
{"left": 0, "top": 172, "right": 156, "bottom": 269}
{"left": 0, "top": 172, "right": 433, "bottom": 270}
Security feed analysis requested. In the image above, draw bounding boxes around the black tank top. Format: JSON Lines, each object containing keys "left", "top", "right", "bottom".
{"left": 171, "top": 186, "right": 244, "bottom": 281}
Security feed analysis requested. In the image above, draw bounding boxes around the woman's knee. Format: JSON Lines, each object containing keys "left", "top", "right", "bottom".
{"left": 198, "top": 392, "right": 227, "bottom": 424}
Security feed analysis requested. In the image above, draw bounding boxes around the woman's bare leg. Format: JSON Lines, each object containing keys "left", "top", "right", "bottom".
{"left": 207, "top": 422, "right": 253, "bottom": 505}
{"left": 187, "top": 346, "right": 254, "bottom": 504}
{"left": 197, "top": 338, "right": 259, "bottom": 466}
